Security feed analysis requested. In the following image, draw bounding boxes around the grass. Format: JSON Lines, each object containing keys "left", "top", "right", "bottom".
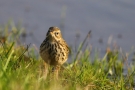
{"left": 0, "top": 22, "right": 135, "bottom": 90}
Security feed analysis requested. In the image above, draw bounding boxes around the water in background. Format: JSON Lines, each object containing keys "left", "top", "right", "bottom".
{"left": 0, "top": 0, "right": 135, "bottom": 59}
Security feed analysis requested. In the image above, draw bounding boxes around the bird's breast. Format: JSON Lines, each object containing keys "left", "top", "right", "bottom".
{"left": 40, "top": 40, "right": 69, "bottom": 65}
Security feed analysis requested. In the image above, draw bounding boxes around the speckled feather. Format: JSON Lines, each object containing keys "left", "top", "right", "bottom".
{"left": 40, "top": 27, "right": 69, "bottom": 66}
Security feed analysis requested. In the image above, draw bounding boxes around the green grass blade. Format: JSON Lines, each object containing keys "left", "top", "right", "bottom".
{"left": 3, "top": 50, "right": 14, "bottom": 71}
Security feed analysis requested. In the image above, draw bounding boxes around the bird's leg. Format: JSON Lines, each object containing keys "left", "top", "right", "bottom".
{"left": 42, "top": 62, "right": 48, "bottom": 80}
{"left": 55, "top": 65, "right": 60, "bottom": 80}
{"left": 53, "top": 65, "right": 60, "bottom": 80}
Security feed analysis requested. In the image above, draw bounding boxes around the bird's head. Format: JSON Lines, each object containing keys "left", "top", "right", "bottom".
{"left": 46, "top": 27, "right": 63, "bottom": 42}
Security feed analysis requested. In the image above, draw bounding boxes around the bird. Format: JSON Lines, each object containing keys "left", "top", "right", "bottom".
{"left": 40, "top": 26, "right": 69, "bottom": 79}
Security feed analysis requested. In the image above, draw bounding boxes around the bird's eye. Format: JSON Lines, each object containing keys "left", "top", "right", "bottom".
{"left": 55, "top": 32, "right": 59, "bottom": 35}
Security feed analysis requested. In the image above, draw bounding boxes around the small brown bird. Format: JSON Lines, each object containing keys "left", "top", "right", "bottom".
{"left": 40, "top": 27, "right": 69, "bottom": 79}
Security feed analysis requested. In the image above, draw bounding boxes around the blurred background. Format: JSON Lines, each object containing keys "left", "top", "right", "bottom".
{"left": 0, "top": 0, "right": 135, "bottom": 56}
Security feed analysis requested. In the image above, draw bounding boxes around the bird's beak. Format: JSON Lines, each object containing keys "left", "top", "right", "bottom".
{"left": 50, "top": 31, "right": 53, "bottom": 35}
{"left": 47, "top": 31, "right": 54, "bottom": 41}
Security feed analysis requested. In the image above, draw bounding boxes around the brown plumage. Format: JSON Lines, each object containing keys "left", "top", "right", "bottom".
{"left": 40, "top": 27, "right": 69, "bottom": 79}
